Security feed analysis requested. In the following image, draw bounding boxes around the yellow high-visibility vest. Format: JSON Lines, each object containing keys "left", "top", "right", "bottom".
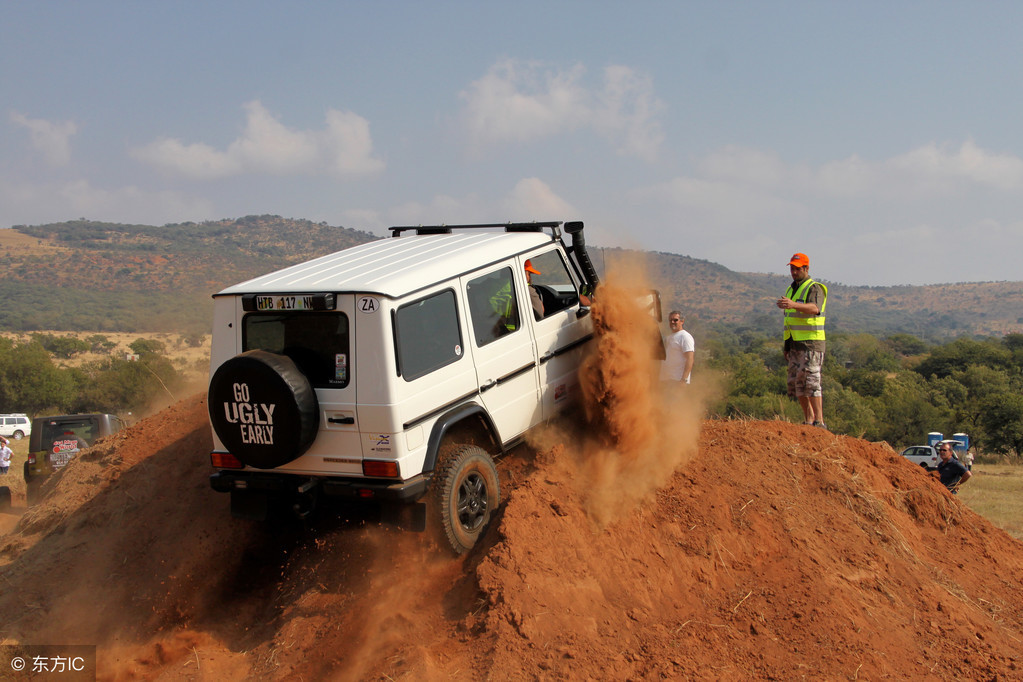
{"left": 783, "top": 278, "right": 828, "bottom": 342}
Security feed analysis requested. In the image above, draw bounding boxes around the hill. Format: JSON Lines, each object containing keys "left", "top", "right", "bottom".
{"left": 3, "top": 217, "right": 1023, "bottom": 339}
{"left": 644, "top": 249, "right": 1023, "bottom": 340}
{"left": 0, "top": 216, "right": 377, "bottom": 334}
{"left": 1, "top": 396, "right": 1021, "bottom": 679}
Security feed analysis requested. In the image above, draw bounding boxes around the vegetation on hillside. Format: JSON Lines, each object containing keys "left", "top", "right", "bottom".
{"left": 1, "top": 215, "right": 379, "bottom": 333}
{"left": 4, "top": 218, "right": 1023, "bottom": 337}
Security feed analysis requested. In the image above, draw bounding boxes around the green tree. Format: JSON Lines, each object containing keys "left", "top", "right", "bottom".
{"left": 0, "top": 338, "right": 79, "bottom": 413}
{"left": 129, "top": 338, "right": 166, "bottom": 355}
{"left": 914, "top": 338, "right": 1010, "bottom": 379}
{"left": 31, "top": 333, "right": 90, "bottom": 359}
{"left": 980, "top": 393, "right": 1023, "bottom": 456}
{"left": 884, "top": 333, "right": 930, "bottom": 357}
{"left": 871, "top": 373, "right": 951, "bottom": 447}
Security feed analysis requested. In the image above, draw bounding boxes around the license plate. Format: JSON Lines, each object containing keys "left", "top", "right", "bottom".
{"left": 255, "top": 295, "right": 315, "bottom": 311}
{"left": 50, "top": 451, "right": 75, "bottom": 469}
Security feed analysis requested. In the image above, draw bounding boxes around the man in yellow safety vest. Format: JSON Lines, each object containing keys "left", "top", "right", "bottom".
{"left": 776, "top": 252, "right": 828, "bottom": 429}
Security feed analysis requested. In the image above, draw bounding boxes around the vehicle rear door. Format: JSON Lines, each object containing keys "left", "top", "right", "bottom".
{"left": 240, "top": 294, "right": 363, "bottom": 474}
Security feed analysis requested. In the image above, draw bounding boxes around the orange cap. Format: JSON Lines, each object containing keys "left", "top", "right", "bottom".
{"left": 524, "top": 259, "right": 541, "bottom": 275}
{"left": 788, "top": 253, "right": 809, "bottom": 268}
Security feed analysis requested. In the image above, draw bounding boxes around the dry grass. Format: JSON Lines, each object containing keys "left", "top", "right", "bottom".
{"left": 957, "top": 464, "right": 1023, "bottom": 541}
{"left": 0, "top": 228, "right": 70, "bottom": 257}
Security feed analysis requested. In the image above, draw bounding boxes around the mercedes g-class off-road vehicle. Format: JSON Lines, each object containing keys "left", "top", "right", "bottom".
{"left": 207, "top": 221, "right": 601, "bottom": 553}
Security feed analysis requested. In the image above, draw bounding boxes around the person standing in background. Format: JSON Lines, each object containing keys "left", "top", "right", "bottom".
{"left": 777, "top": 252, "right": 829, "bottom": 428}
{"left": 0, "top": 436, "right": 11, "bottom": 474}
{"left": 660, "top": 310, "right": 695, "bottom": 384}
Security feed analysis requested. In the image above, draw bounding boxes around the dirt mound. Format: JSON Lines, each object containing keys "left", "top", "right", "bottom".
{"left": 1, "top": 395, "right": 1021, "bottom": 680}
{"left": 3, "top": 258, "right": 1022, "bottom": 679}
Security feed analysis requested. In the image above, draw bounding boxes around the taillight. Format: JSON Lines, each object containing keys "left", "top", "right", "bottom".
{"left": 211, "top": 452, "right": 243, "bottom": 469}
{"left": 27, "top": 454, "right": 36, "bottom": 465}
{"left": 362, "top": 460, "right": 399, "bottom": 477}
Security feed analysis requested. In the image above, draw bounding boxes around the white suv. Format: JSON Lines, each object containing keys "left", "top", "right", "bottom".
{"left": 900, "top": 445, "right": 939, "bottom": 470}
{"left": 207, "top": 221, "right": 600, "bottom": 552}
{"left": 1, "top": 414, "right": 31, "bottom": 440}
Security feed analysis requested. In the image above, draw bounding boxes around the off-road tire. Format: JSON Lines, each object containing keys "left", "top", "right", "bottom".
{"left": 208, "top": 350, "right": 319, "bottom": 469}
{"left": 431, "top": 444, "right": 499, "bottom": 555}
{"left": 0, "top": 486, "right": 11, "bottom": 512}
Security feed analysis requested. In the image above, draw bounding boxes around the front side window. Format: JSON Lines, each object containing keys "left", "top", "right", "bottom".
{"left": 243, "top": 312, "right": 350, "bottom": 388}
{"left": 395, "top": 290, "right": 463, "bottom": 381}
{"left": 527, "top": 250, "right": 582, "bottom": 318}
{"left": 467, "top": 267, "right": 519, "bottom": 346}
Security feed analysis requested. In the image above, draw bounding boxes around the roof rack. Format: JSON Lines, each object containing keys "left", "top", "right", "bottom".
{"left": 388, "top": 221, "right": 563, "bottom": 237}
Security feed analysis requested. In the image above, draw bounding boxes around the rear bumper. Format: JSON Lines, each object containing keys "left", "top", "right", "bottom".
{"left": 209, "top": 470, "right": 429, "bottom": 503}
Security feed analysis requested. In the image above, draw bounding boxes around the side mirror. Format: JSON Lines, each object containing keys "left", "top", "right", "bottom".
{"left": 576, "top": 306, "right": 591, "bottom": 319}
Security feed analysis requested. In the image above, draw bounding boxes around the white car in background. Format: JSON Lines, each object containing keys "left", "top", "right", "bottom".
{"left": 900, "top": 445, "right": 939, "bottom": 470}
{"left": 0, "top": 413, "right": 31, "bottom": 440}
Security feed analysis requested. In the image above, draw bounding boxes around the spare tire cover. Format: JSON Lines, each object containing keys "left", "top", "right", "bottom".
{"left": 208, "top": 350, "right": 319, "bottom": 469}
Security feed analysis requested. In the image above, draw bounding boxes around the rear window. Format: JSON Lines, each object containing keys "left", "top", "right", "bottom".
{"left": 41, "top": 417, "right": 100, "bottom": 447}
{"left": 394, "top": 289, "right": 463, "bottom": 381}
{"left": 243, "top": 312, "right": 351, "bottom": 388}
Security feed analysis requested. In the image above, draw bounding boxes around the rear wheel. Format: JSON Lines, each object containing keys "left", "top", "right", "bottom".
{"left": 0, "top": 486, "right": 11, "bottom": 512}
{"left": 12, "top": 430, "right": 24, "bottom": 440}
{"left": 431, "top": 444, "right": 499, "bottom": 554}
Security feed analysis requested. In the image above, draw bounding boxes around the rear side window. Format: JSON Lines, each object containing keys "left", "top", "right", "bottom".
{"left": 467, "top": 267, "right": 520, "bottom": 346}
{"left": 395, "top": 290, "right": 463, "bottom": 381}
{"left": 243, "top": 312, "right": 351, "bottom": 388}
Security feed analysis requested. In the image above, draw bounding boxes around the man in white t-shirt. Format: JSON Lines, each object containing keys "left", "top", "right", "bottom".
{"left": 660, "top": 310, "right": 695, "bottom": 384}
{"left": 0, "top": 436, "right": 12, "bottom": 474}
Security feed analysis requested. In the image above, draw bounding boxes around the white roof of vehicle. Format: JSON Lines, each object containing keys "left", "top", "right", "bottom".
{"left": 215, "top": 230, "right": 558, "bottom": 299}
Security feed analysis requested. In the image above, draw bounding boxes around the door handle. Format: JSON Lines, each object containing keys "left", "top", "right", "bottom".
{"left": 480, "top": 379, "right": 496, "bottom": 392}
{"left": 328, "top": 416, "right": 355, "bottom": 424}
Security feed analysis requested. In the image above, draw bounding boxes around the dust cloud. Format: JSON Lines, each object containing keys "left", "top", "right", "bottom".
{"left": 532, "top": 252, "right": 717, "bottom": 525}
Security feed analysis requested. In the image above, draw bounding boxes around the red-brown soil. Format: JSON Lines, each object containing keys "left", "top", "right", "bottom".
{"left": 1, "top": 395, "right": 1022, "bottom": 680}
{"left": 2, "top": 258, "right": 1022, "bottom": 680}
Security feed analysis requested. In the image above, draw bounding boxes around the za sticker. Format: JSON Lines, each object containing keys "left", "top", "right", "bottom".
{"left": 358, "top": 296, "right": 380, "bottom": 314}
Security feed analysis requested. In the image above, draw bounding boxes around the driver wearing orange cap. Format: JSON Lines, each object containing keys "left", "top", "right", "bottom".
{"left": 776, "top": 252, "right": 829, "bottom": 429}
{"left": 524, "top": 259, "right": 545, "bottom": 319}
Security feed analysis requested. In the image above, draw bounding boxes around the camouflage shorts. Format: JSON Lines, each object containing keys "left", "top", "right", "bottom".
{"left": 786, "top": 349, "right": 824, "bottom": 398}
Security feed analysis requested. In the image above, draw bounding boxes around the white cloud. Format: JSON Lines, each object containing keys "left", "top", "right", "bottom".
{"left": 356, "top": 178, "right": 577, "bottom": 232}
{"left": 131, "top": 101, "right": 384, "bottom": 179}
{"left": 627, "top": 138, "right": 1023, "bottom": 285}
{"left": 501, "top": 177, "right": 579, "bottom": 219}
{"left": 460, "top": 60, "right": 665, "bottom": 161}
{"left": 887, "top": 138, "right": 1023, "bottom": 192}
{"left": 10, "top": 112, "right": 78, "bottom": 166}
{"left": 1, "top": 178, "right": 213, "bottom": 227}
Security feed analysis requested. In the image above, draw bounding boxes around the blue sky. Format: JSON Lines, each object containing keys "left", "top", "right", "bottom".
{"left": 4, "top": 1, "right": 1023, "bottom": 286}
